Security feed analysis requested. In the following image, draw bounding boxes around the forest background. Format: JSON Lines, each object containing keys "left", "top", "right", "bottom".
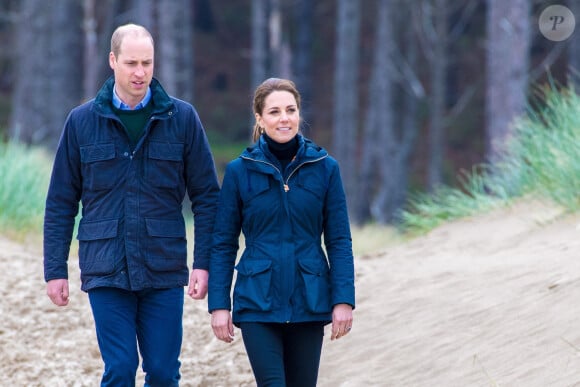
{"left": 0, "top": 0, "right": 577, "bottom": 226}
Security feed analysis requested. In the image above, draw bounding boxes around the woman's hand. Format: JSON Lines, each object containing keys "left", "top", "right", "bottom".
{"left": 331, "top": 303, "right": 353, "bottom": 340}
{"left": 211, "top": 309, "right": 235, "bottom": 343}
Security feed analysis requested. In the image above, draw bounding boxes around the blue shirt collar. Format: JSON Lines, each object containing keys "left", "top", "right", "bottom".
{"left": 112, "top": 86, "right": 152, "bottom": 110}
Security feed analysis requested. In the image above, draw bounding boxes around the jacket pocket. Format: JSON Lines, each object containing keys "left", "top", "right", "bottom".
{"left": 77, "top": 218, "right": 120, "bottom": 275}
{"left": 296, "top": 167, "right": 326, "bottom": 200}
{"left": 146, "top": 142, "right": 184, "bottom": 189}
{"left": 144, "top": 218, "right": 188, "bottom": 272}
{"left": 239, "top": 171, "right": 270, "bottom": 204}
{"left": 234, "top": 259, "right": 273, "bottom": 312}
{"left": 298, "top": 259, "right": 331, "bottom": 313}
{"left": 80, "top": 143, "right": 117, "bottom": 190}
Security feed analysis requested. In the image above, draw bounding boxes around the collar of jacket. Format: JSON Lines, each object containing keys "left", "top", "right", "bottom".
{"left": 241, "top": 134, "right": 328, "bottom": 168}
{"left": 92, "top": 76, "right": 176, "bottom": 117}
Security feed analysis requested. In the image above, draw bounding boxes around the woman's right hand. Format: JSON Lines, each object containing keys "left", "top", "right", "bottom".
{"left": 211, "top": 309, "right": 234, "bottom": 343}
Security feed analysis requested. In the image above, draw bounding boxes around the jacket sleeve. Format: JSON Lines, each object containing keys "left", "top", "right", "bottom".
{"left": 183, "top": 107, "right": 220, "bottom": 271}
{"left": 208, "top": 161, "right": 243, "bottom": 312}
{"left": 43, "top": 111, "right": 82, "bottom": 282}
{"left": 322, "top": 158, "right": 356, "bottom": 309}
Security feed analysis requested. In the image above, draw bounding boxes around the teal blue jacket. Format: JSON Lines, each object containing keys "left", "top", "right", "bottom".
{"left": 208, "top": 134, "right": 355, "bottom": 325}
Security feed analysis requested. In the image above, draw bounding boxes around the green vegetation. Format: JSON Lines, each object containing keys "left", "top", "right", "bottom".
{"left": 401, "top": 85, "right": 580, "bottom": 233}
{"left": 0, "top": 141, "right": 52, "bottom": 239}
{"left": 208, "top": 140, "right": 248, "bottom": 181}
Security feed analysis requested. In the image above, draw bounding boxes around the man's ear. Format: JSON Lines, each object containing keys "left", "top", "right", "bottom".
{"left": 109, "top": 52, "right": 116, "bottom": 70}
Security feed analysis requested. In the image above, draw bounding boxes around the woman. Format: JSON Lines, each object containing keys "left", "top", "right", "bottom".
{"left": 208, "top": 78, "right": 355, "bottom": 386}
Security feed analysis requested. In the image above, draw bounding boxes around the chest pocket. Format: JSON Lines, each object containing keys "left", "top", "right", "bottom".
{"left": 296, "top": 166, "right": 327, "bottom": 200}
{"left": 80, "top": 143, "right": 117, "bottom": 191}
{"left": 146, "top": 142, "right": 184, "bottom": 188}
{"left": 239, "top": 170, "right": 271, "bottom": 204}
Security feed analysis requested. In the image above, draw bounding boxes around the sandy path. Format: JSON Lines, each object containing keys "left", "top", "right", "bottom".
{"left": 2, "top": 200, "right": 580, "bottom": 386}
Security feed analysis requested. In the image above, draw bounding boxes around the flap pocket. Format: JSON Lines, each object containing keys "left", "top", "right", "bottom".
{"left": 235, "top": 259, "right": 272, "bottom": 276}
{"left": 296, "top": 168, "right": 326, "bottom": 199}
{"left": 233, "top": 259, "right": 273, "bottom": 312}
{"left": 298, "top": 258, "right": 331, "bottom": 313}
{"left": 240, "top": 172, "right": 270, "bottom": 203}
{"left": 148, "top": 142, "right": 184, "bottom": 161}
{"left": 145, "top": 218, "right": 186, "bottom": 238}
{"left": 298, "top": 259, "right": 328, "bottom": 276}
{"left": 77, "top": 218, "right": 118, "bottom": 241}
{"left": 80, "top": 143, "right": 115, "bottom": 163}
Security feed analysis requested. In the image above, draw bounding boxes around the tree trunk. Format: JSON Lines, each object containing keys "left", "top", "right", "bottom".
{"left": 357, "top": 0, "right": 419, "bottom": 224}
{"left": 250, "top": 0, "right": 269, "bottom": 138}
{"left": 485, "top": 0, "right": 530, "bottom": 164}
{"left": 132, "top": 0, "right": 154, "bottom": 30}
{"left": 10, "top": 0, "right": 82, "bottom": 149}
{"left": 426, "top": 0, "right": 447, "bottom": 191}
{"left": 396, "top": 4, "right": 420, "bottom": 220}
{"left": 293, "top": 0, "right": 313, "bottom": 137}
{"left": 83, "top": 0, "right": 99, "bottom": 101}
{"left": 366, "top": 0, "right": 395, "bottom": 224}
{"left": 97, "top": 0, "right": 124, "bottom": 84}
{"left": 332, "top": 0, "right": 360, "bottom": 217}
{"left": 157, "top": 0, "right": 193, "bottom": 101}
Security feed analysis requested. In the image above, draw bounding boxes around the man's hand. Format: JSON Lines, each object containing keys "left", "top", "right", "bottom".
{"left": 187, "top": 269, "right": 208, "bottom": 299}
{"left": 46, "top": 279, "right": 70, "bottom": 306}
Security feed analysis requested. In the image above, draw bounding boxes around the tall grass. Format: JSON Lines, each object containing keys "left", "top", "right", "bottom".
{"left": 401, "top": 85, "right": 580, "bottom": 233}
{"left": 0, "top": 140, "right": 52, "bottom": 239}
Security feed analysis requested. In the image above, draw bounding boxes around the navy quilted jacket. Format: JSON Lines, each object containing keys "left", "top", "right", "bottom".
{"left": 44, "top": 77, "right": 219, "bottom": 292}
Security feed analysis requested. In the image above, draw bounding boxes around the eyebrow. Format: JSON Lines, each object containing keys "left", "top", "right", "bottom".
{"left": 268, "top": 105, "right": 297, "bottom": 110}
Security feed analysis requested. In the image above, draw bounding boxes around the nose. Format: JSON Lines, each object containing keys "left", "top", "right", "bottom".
{"left": 135, "top": 65, "right": 145, "bottom": 77}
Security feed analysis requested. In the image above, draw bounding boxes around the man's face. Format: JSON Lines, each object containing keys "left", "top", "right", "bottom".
{"left": 109, "top": 35, "right": 154, "bottom": 108}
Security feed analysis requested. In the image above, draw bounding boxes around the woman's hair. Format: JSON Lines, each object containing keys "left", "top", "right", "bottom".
{"left": 252, "top": 78, "right": 301, "bottom": 142}
{"left": 110, "top": 23, "right": 154, "bottom": 57}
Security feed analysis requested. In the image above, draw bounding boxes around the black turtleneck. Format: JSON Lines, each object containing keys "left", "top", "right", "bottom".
{"left": 263, "top": 133, "right": 299, "bottom": 171}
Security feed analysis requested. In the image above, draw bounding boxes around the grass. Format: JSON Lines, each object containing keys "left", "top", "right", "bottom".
{"left": 400, "top": 84, "right": 580, "bottom": 234}
{"left": 350, "top": 223, "right": 402, "bottom": 257}
{"left": 0, "top": 140, "right": 52, "bottom": 240}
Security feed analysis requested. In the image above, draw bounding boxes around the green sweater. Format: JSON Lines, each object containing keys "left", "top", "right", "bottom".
{"left": 112, "top": 102, "right": 154, "bottom": 147}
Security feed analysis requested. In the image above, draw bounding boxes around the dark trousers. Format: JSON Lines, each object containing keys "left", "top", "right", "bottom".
{"left": 239, "top": 321, "right": 325, "bottom": 387}
{"left": 88, "top": 287, "right": 184, "bottom": 387}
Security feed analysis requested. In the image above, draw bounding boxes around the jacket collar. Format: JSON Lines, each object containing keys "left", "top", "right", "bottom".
{"left": 242, "top": 134, "right": 327, "bottom": 165}
{"left": 92, "top": 76, "right": 175, "bottom": 117}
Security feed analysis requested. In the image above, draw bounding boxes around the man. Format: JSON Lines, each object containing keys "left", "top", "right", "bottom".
{"left": 44, "top": 23, "right": 219, "bottom": 386}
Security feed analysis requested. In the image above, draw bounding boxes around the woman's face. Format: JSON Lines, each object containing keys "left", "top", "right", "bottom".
{"left": 256, "top": 90, "right": 300, "bottom": 144}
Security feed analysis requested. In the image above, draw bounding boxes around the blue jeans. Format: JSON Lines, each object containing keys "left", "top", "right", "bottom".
{"left": 88, "top": 287, "right": 183, "bottom": 387}
{"left": 239, "top": 322, "right": 325, "bottom": 387}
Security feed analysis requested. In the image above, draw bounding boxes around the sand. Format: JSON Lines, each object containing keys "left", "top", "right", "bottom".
{"left": 2, "top": 200, "right": 580, "bottom": 386}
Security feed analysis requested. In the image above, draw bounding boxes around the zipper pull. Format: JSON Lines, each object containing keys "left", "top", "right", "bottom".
{"left": 284, "top": 184, "right": 290, "bottom": 192}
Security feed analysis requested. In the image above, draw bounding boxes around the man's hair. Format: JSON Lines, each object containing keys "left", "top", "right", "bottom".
{"left": 110, "top": 23, "right": 154, "bottom": 57}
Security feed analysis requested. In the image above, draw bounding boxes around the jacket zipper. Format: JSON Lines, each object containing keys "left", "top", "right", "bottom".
{"left": 241, "top": 156, "right": 283, "bottom": 188}
{"left": 242, "top": 154, "right": 328, "bottom": 192}
{"left": 283, "top": 156, "right": 327, "bottom": 192}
